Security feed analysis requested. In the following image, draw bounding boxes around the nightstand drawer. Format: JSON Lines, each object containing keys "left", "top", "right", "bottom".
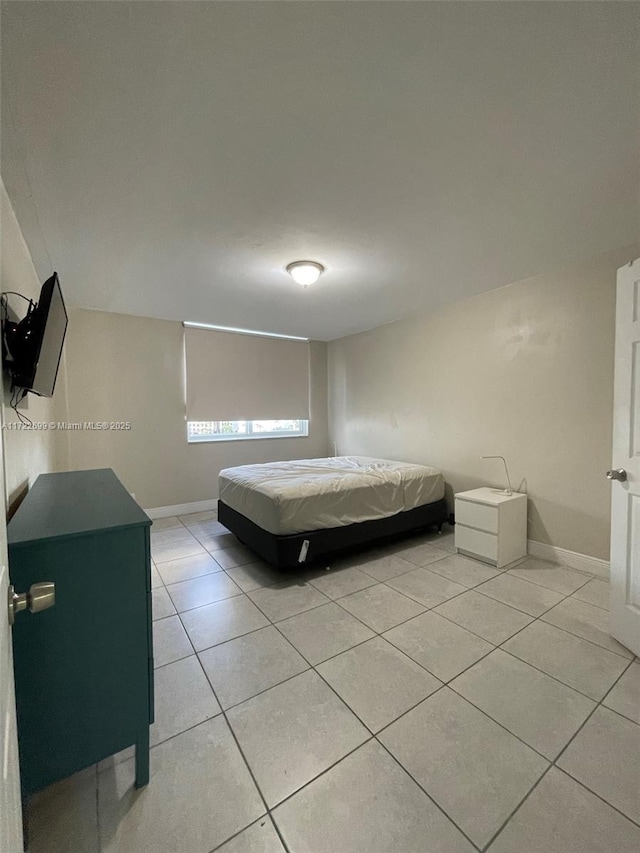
{"left": 455, "top": 524, "right": 498, "bottom": 562}
{"left": 455, "top": 498, "right": 498, "bottom": 534}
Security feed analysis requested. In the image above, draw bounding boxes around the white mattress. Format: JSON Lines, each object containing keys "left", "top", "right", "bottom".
{"left": 218, "top": 456, "right": 445, "bottom": 535}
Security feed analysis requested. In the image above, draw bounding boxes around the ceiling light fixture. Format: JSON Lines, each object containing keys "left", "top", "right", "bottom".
{"left": 286, "top": 260, "right": 324, "bottom": 287}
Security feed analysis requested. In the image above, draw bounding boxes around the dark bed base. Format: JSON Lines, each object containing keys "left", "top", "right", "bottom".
{"left": 217, "top": 498, "right": 449, "bottom": 570}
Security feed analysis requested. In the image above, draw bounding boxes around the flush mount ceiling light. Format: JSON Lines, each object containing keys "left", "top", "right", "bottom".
{"left": 286, "top": 260, "right": 324, "bottom": 287}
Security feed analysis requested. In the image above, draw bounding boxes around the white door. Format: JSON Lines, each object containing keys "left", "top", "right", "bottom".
{"left": 0, "top": 449, "right": 24, "bottom": 849}
{"left": 610, "top": 257, "right": 640, "bottom": 657}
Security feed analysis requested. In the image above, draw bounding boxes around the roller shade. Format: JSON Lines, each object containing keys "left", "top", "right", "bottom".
{"left": 184, "top": 326, "right": 310, "bottom": 421}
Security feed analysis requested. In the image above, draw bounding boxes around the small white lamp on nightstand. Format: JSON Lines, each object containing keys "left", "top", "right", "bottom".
{"left": 480, "top": 455, "right": 513, "bottom": 495}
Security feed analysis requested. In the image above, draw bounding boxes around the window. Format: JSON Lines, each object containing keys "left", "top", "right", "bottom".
{"left": 187, "top": 419, "right": 309, "bottom": 443}
{"left": 183, "top": 323, "right": 311, "bottom": 444}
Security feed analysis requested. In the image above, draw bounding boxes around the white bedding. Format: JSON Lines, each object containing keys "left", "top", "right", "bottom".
{"left": 218, "top": 456, "right": 445, "bottom": 535}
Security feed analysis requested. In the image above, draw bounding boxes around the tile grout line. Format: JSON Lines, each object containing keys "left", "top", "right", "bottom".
{"left": 481, "top": 582, "right": 632, "bottom": 701}
{"left": 428, "top": 569, "right": 631, "bottom": 664}
{"left": 192, "top": 609, "right": 456, "bottom": 717}
{"left": 551, "top": 766, "right": 640, "bottom": 833}
{"left": 156, "top": 602, "right": 324, "bottom": 668}
{"left": 495, "top": 644, "right": 627, "bottom": 704}
{"left": 152, "top": 590, "right": 241, "bottom": 624}
{"left": 327, "top": 561, "right": 563, "bottom": 652}
{"left": 262, "top": 599, "right": 550, "bottom": 850}
{"left": 243, "top": 598, "right": 485, "bottom": 848}
{"left": 157, "top": 533, "right": 622, "bottom": 707}
{"left": 97, "top": 712, "right": 222, "bottom": 775}
{"left": 535, "top": 609, "right": 634, "bottom": 659}
{"left": 191, "top": 647, "right": 281, "bottom": 852}
{"left": 157, "top": 559, "right": 291, "bottom": 595}
{"left": 167, "top": 573, "right": 639, "bottom": 848}
{"left": 149, "top": 527, "right": 637, "bottom": 851}
{"left": 595, "top": 697, "right": 640, "bottom": 728}
{"left": 373, "top": 736, "right": 484, "bottom": 853}
{"left": 481, "top": 654, "right": 640, "bottom": 850}
{"left": 471, "top": 579, "right": 578, "bottom": 619}
{"left": 373, "top": 656, "right": 555, "bottom": 765}
{"left": 203, "top": 638, "right": 313, "bottom": 716}
{"left": 266, "top": 620, "right": 385, "bottom": 734}
{"left": 551, "top": 654, "right": 639, "bottom": 799}
{"left": 245, "top": 589, "right": 332, "bottom": 625}
{"left": 166, "top": 560, "right": 624, "bottom": 751}
{"left": 484, "top": 576, "right": 632, "bottom": 685}
{"left": 197, "top": 627, "right": 404, "bottom": 849}
{"left": 209, "top": 814, "right": 292, "bottom": 853}
{"left": 262, "top": 567, "right": 639, "bottom": 844}
{"left": 268, "top": 814, "right": 292, "bottom": 853}
{"left": 322, "top": 550, "right": 587, "bottom": 638}
{"left": 264, "top": 735, "right": 378, "bottom": 840}
{"left": 187, "top": 590, "right": 507, "bottom": 751}
{"left": 479, "top": 764, "right": 556, "bottom": 852}
{"left": 492, "top": 598, "right": 631, "bottom": 661}
{"left": 126, "top": 622, "right": 442, "bottom": 788}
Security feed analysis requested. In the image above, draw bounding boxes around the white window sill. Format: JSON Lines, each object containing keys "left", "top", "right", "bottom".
{"left": 188, "top": 433, "right": 309, "bottom": 444}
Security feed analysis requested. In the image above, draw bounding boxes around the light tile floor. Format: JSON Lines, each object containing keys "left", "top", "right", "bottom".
{"left": 27, "top": 517, "right": 640, "bottom": 853}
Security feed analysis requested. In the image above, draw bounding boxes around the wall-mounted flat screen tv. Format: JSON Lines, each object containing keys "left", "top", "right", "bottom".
{"left": 8, "top": 272, "right": 68, "bottom": 397}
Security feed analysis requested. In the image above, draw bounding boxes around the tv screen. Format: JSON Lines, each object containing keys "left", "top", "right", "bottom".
{"left": 12, "top": 273, "right": 68, "bottom": 397}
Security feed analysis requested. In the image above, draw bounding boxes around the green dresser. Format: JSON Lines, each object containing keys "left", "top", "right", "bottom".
{"left": 8, "top": 468, "right": 153, "bottom": 796}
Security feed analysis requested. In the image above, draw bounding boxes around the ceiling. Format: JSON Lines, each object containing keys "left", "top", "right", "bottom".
{"left": 2, "top": 1, "right": 638, "bottom": 341}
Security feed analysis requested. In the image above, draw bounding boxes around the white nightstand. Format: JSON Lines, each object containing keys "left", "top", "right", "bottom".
{"left": 454, "top": 488, "right": 527, "bottom": 569}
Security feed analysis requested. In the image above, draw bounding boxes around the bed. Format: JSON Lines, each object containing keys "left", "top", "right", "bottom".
{"left": 217, "top": 456, "right": 448, "bottom": 569}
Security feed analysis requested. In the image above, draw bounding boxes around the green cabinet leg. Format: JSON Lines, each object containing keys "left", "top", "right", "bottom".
{"left": 134, "top": 730, "right": 150, "bottom": 788}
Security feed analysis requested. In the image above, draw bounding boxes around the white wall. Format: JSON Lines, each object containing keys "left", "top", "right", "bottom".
{"left": 328, "top": 246, "right": 638, "bottom": 561}
{"left": 61, "top": 308, "right": 329, "bottom": 509}
{"left": 1, "top": 181, "right": 67, "bottom": 511}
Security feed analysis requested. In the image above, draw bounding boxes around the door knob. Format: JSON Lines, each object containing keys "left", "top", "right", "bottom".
{"left": 606, "top": 468, "right": 627, "bottom": 482}
{"left": 8, "top": 582, "right": 55, "bottom": 626}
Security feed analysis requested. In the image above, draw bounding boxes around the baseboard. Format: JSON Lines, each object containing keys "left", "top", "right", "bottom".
{"left": 145, "top": 498, "right": 218, "bottom": 520}
{"left": 527, "top": 539, "right": 609, "bottom": 580}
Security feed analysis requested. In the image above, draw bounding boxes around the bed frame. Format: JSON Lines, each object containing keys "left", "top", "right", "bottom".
{"left": 217, "top": 497, "right": 449, "bottom": 570}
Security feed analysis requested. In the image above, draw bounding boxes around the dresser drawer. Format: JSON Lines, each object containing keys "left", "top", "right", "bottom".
{"left": 455, "top": 524, "right": 498, "bottom": 563}
{"left": 455, "top": 498, "right": 498, "bottom": 534}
